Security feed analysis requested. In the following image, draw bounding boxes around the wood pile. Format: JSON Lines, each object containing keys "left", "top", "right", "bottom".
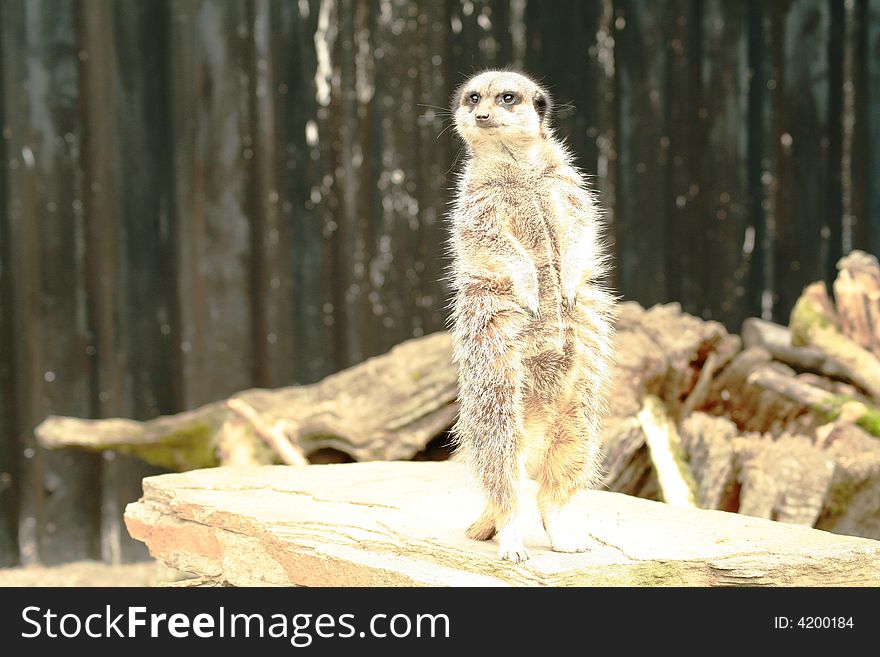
{"left": 36, "top": 251, "right": 880, "bottom": 542}
{"left": 603, "top": 250, "right": 880, "bottom": 541}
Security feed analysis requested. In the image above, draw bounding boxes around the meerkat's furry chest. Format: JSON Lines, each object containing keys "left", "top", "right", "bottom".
{"left": 464, "top": 163, "right": 570, "bottom": 286}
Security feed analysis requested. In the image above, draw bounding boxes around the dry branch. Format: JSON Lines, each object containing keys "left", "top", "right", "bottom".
{"left": 227, "top": 398, "right": 307, "bottom": 466}
{"left": 637, "top": 395, "right": 697, "bottom": 507}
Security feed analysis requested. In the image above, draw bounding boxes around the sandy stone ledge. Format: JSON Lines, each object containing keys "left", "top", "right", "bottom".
{"left": 124, "top": 461, "right": 880, "bottom": 587}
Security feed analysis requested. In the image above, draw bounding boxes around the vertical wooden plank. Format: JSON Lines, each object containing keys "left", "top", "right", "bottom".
{"left": 75, "top": 0, "right": 172, "bottom": 564}
{"left": 0, "top": 0, "right": 20, "bottom": 564}
{"left": 868, "top": 0, "right": 880, "bottom": 256}
{"left": 447, "top": 0, "right": 508, "bottom": 74}
{"left": 746, "top": 0, "right": 774, "bottom": 322}
{"left": 109, "top": 2, "right": 179, "bottom": 426}
{"left": 354, "top": 0, "right": 451, "bottom": 363}
{"left": 852, "top": 0, "right": 880, "bottom": 256}
{"left": 167, "top": 0, "right": 257, "bottom": 406}
{"left": 699, "top": 0, "right": 755, "bottom": 329}
{"left": 772, "top": 0, "right": 839, "bottom": 323}
{"left": 326, "top": 0, "right": 370, "bottom": 367}
{"left": 524, "top": 1, "right": 602, "bottom": 179}
{"left": 594, "top": 0, "right": 618, "bottom": 291}
{"left": 274, "top": 0, "right": 338, "bottom": 384}
{"left": 247, "top": 0, "right": 294, "bottom": 388}
{"left": 414, "top": 0, "right": 456, "bottom": 339}
{"left": 75, "top": 0, "right": 126, "bottom": 564}
{"left": 665, "top": 0, "right": 703, "bottom": 317}
{"left": 1, "top": 0, "right": 101, "bottom": 565}
{"left": 107, "top": 0, "right": 175, "bottom": 561}
{"left": 613, "top": 0, "right": 669, "bottom": 307}
{"left": 827, "top": 0, "right": 844, "bottom": 266}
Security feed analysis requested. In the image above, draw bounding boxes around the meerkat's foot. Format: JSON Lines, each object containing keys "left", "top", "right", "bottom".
{"left": 543, "top": 507, "right": 591, "bottom": 554}
{"left": 496, "top": 518, "right": 530, "bottom": 563}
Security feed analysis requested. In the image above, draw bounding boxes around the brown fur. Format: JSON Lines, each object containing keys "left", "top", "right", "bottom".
{"left": 447, "top": 70, "right": 616, "bottom": 560}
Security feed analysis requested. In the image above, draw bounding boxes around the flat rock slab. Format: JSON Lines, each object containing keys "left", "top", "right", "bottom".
{"left": 125, "top": 462, "right": 880, "bottom": 586}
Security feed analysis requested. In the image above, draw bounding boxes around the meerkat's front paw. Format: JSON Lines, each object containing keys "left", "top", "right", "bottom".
{"left": 543, "top": 508, "right": 591, "bottom": 553}
{"left": 561, "top": 274, "right": 579, "bottom": 312}
{"left": 499, "top": 542, "right": 531, "bottom": 563}
{"left": 513, "top": 269, "right": 540, "bottom": 319}
{"left": 496, "top": 519, "right": 530, "bottom": 563}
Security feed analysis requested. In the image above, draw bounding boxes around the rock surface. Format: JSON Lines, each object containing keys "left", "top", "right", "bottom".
{"left": 125, "top": 461, "right": 880, "bottom": 586}
{"left": 0, "top": 560, "right": 186, "bottom": 587}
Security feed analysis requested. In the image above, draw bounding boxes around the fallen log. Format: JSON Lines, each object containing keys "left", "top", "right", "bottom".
{"left": 36, "top": 332, "right": 459, "bottom": 469}
{"left": 833, "top": 250, "right": 880, "bottom": 355}
{"left": 748, "top": 364, "right": 880, "bottom": 438}
{"left": 817, "top": 424, "right": 880, "bottom": 539}
{"left": 633, "top": 302, "right": 740, "bottom": 412}
{"left": 679, "top": 413, "right": 737, "bottom": 510}
{"left": 790, "top": 282, "right": 880, "bottom": 402}
{"left": 704, "top": 345, "right": 880, "bottom": 439}
{"left": 741, "top": 317, "right": 849, "bottom": 381}
{"left": 601, "top": 417, "right": 651, "bottom": 496}
{"left": 734, "top": 433, "right": 835, "bottom": 526}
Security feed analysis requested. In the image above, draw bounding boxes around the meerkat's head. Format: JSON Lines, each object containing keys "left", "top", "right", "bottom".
{"left": 452, "top": 69, "right": 552, "bottom": 153}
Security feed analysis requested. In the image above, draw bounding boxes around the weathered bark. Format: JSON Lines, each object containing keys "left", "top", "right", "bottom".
{"left": 817, "top": 424, "right": 880, "bottom": 540}
{"left": 833, "top": 251, "right": 880, "bottom": 355}
{"left": 741, "top": 317, "right": 850, "bottom": 380}
{"left": 734, "top": 433, "right": 834, "bottom": 527}
{"left": 635, "top": 302, "right": 740, "bottom": 411}
{"left": 706, "top": 348, "right": 808, "bottom": 435}
{"left": 600, "top": 416, "right": 659, "bottom": 500}
{"left": 678, "top": 352, "right": 718, "bottom": 421}
{"left": 790, "top": 281, "right": 880, "bottom": 401}
{"left": 36, "top": 332, "right": 458, "bottom": 469}
{"left": 606, "top": 302, "right": 669, "bottom": 418}
{"left": 679, "top": 413, "right": 737, "bottom": 510}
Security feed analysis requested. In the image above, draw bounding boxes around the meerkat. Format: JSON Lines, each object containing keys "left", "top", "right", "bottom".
{"left": 447, "top": 69, "right": 616, "bottom": 563}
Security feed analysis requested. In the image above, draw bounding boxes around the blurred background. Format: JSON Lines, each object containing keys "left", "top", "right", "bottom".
{"left": 0, "top": 0, "right": 878, "bottom": 567}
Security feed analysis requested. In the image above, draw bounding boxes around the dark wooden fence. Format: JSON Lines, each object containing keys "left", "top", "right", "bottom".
{"left": 1, "top": 0, "right": 878, "bottom": 566}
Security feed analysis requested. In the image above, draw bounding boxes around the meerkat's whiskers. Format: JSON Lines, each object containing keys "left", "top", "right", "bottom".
{"left": 444, "top": 144, "right": 466, "bottom": 175}
{"left": 435, "top": 121, "right": 457, "bottom": 140}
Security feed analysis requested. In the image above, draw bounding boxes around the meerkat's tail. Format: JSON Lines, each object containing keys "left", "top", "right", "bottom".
{"left": 465, "top": 504, "right": 497, "bottom": 541}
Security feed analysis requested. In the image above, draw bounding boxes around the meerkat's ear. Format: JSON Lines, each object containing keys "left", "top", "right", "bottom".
{"left": 534, "top": 93, "right": 547, "bottom": 120}
{"left": 533, "top": 90, "right": 551, "bottom": 135}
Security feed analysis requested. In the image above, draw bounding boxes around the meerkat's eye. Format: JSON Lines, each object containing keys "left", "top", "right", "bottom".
{"left": 467, "top": 92, "right": 480, "bottom": 104}
{"left": 501, "top": 93, "right": 516, "bottom": 105}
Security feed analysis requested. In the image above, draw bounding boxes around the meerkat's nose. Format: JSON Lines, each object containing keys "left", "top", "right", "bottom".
{"left": 475, "top": 110, "right": 491, "bottom": 123}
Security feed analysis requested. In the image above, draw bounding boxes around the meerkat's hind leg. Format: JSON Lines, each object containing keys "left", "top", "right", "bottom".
{"left": 537, "top": 400, "right": 603, "bottom": 554}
